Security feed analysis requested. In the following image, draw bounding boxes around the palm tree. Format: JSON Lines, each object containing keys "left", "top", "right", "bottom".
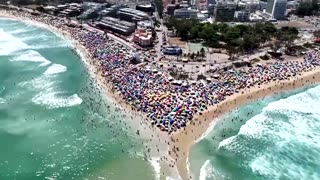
{"left": 190, "top": 53, "right": 195, "bottom": 60}
{"left": 200, "top": 47, "right": 205, "bottom": 61}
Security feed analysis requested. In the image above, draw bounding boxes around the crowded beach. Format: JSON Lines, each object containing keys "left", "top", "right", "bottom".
{"left": 2, "top": 9, "right": 320, "bottom": 135}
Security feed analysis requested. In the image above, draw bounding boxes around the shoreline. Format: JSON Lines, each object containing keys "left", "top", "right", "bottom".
{"left": 0, "top": 11, "right": 178, "bottom": 179}
{"left": 1, "top": 9, "right": 320, "bottom": 180}
{"left": 172, "top": 67, "right": 320, "bottom": 179}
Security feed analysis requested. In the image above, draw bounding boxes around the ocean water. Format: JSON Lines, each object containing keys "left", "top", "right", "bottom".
{"left": 0, "top": 18, "right": 158, "bottom": 179}
{"left": 189, "top": 84, "right": 320, "bottom": 180}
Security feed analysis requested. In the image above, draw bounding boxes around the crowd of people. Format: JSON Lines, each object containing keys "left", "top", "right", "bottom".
{"left": 5, "top": 9, "right": 320, "bottom": 134}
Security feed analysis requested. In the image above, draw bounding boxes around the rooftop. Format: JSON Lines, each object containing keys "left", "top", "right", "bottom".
{"left": 118, "top": 8, "right": 148, "bottom": 17}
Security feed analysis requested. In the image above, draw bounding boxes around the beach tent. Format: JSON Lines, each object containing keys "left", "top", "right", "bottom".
{"left": 182, "top": 58, "right": 189, "bottom": 63}
{"left": 182, "top": 82, "right": 188, "bottom": 87}
{"left": 213, "top": 74, "right": 219, "bottom": 79}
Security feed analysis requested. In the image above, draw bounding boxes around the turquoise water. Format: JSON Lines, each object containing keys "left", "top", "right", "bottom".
{"left": 0, "top": 19, "right": 157, "bottom": 179}
{"left": 189, "top": 84, "right": 320, "bottom": 180}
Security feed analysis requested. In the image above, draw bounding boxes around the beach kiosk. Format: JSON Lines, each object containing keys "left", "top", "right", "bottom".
{"left": 182, "top": 58, "right": 189, "bottom": 63}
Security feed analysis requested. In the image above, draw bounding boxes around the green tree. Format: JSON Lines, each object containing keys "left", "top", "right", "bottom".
{"left": 234, "top": 24, "right": 250, "bottom": 36}
{"left": 241, "top": 34, "right": 259, "bottom": 53}
{"left": 190, "top": 24, "right": 202, "bottom": 39}
{"left": 226, "top": 45, "right": 237, "bottom": 60}
{"left": 276, "top": 27, "right": 299, "bottom": 50}
{"left": 223, "top": 27, "right": 241, "bottom": 46}
{"left": 190, "top": 53, "right": 195, "bottom": 59}
{"left": 296, "top": 0, "right": 319, "bottom": 16}
{"left": 217, "top": 23, "right": 229, "bottom": 33}
{"left": 154, "top": 0, "right": 164, "bottom": 19}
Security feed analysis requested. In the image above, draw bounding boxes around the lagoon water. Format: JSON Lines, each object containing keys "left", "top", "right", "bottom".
{"left": 189, "top": 84, "right": 320, "bottom": 180}
{"left": 0, "top": 19, "right": 157, "bottom": 179}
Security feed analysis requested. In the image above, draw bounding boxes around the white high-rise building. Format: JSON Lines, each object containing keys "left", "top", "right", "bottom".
{"left": 266, "top": 0, "right": 287, "bottom": 20}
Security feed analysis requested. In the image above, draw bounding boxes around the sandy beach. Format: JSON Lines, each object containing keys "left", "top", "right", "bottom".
{"left": 1, "top": 8, "right": 320, "bottom": 180}
{"left": 0, "top": 9, "right": 181, "bottom": 179}
{"left": 172, "top": 66, "right": 320, "bottom": 179}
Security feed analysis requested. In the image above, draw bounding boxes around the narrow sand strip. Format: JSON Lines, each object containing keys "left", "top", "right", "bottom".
{"left": 171, "top": 67, "right": 320, "bottom": 179}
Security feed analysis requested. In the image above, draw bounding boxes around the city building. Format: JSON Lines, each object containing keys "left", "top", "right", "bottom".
{"left": 78, "top": 8, "right": 98, "bottom": 19}
{"left": 214, "top": 1, "right": 236, "bottom": 22}
{"left": 207, "top": 0, "right": 216, "bottom": 5}
{"left": 117, "top": 8, "right": 150, "bottom": 22}
{"left": 245, "top": 1, "right": 259, "bottom": 12}
{"left": 244, "top": 0, "right": 267, "bottom": 12}
{"left": 162, "top": 46, "right": 183, "bottom": 55}
{"left": 250, "top": 13, "right": 264, "bottom": 21}
{"left": 259, "top": 1, "right": 268, "bottom": 10}
{"left": 234, "top": 10, "right": 250, "bottom": 21}
{"left": 200, "top": 10, "right": 210, "bottom": 18}
{"left": 137, "top": 20, "right": 154, "bottom": 29}
{"left": 208, "top": 4, "right": 215, "bottom": 15}
{"left": 59, "top": 4, "right": 83, "bottom": 17}
{"left": 174, "top": 8, "right": 198, "bottom": 19}
{"left": 133, "top": 28, "right": 153, "bottom": 47}
{"left": 96, "top": 17, "right": 136, "bottom": 35}
{"left": 237, "top": 1, "right": 247, "bottom": 11}
{"left": 99, "top": 4, "right": 126, "bottom": 17}
{"left": 250, "top": 10, "right": 271, "bottom": 21}
{"left": 136, "top": 4, "right": 154, "bottom": 15}
{"left": 287, "top": 1, "right": 299, "bottom": 9}
{"left": 166, "top": 4, "right": 177, "bottom": 15}
{"left": 266, "top": 0, "right": 287, "bottom": 20}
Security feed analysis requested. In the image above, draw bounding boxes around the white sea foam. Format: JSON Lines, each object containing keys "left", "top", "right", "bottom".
{"left": 199, "top": 160, "right": 210, "bottom": 180}
{"left": 32, "top": 93, "right": 82, "bottom": 109}
{"left": 19, "top": 71, "right": 82, "bottom": 109}
{"left": 9, "top": 27, "right": 35, "bottom": 35}
{"left": 149, "top": 157, "right": 161, "bottom": 180}
{"left": 30, "top": 43, "right": 70, "bottom": 50}
{"left": 199, "top": 160, "right": 226, "bottom": 180}
{"left": 11, "top": 50, "right": 51, "bottom": 66}
{"left": 44, "top": 64, "right": 67, "bottom": 75}
{"left": 218, "top": 85, "right": 320, "bottom": 179}
{"left": 166, "top": 177, "right": 181, "bottom": 180}
{"left": 0, "top": 29, "right": 28, "bottom": 55}
{"left": 195, "top": 119, "right": 218, "bottom": 144}
{"left": 0, "top": 98, "right": 5, "bottom": 104}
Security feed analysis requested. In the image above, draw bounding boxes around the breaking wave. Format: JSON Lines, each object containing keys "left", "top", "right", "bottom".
{"left": 44, "top": 64, "right": 67, "bottom": 75}
{"left": 216, "top": 85, "right": 320, "bottom": 179}
{"left": 0, "top": 29, "right": 28, "bottom": 55}
{"left": 32, "top": 92, "right": 82, "bottom": 109}
{"left": 149, "top": 157, "right": 161, "bottom": 180}
{"left": 11, "top": 50, "right": 51, "bottom": 66}
{"left": 0, "top": 98, "right": 5, "bottom": 104}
